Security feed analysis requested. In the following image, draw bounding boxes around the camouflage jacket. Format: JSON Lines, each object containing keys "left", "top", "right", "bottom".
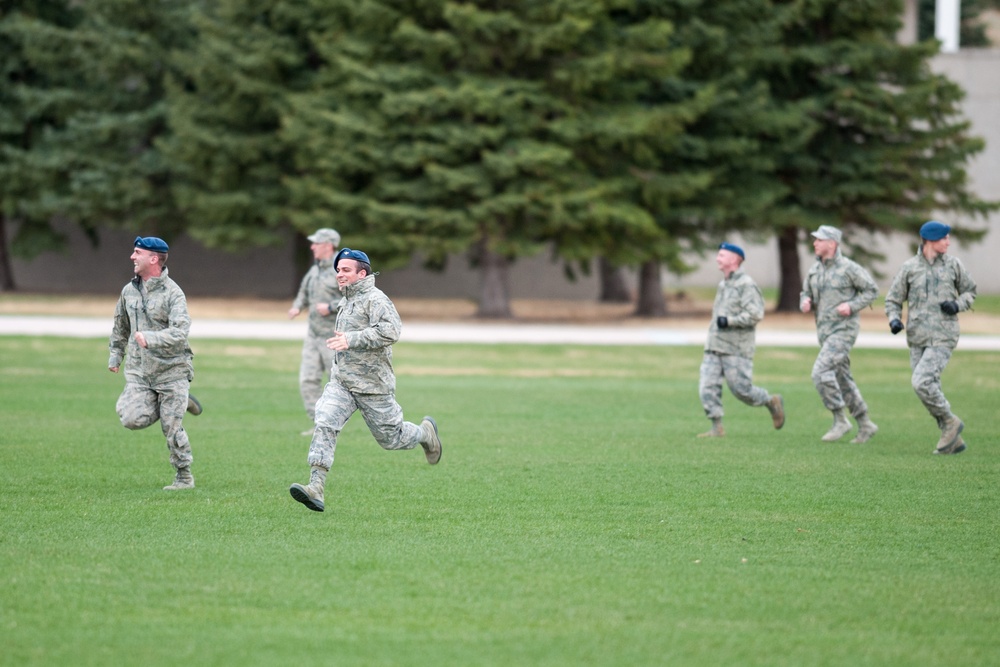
{"left": 108, "top": 268, "right": 194, "bottom": 383}
{"left": 885, "top": 250, "right": 977, "bottom": 349}
{"left": 800, "top": 249, "right": 878, "bottom": 345}
{"left": 292, "top": 258, "right": 340, "bottom": 338}
{"left": 333, "top": 274, "right": 401, "bottom": 395}
{"left": 705, "top": 269, "right": 764, "bottom": 358}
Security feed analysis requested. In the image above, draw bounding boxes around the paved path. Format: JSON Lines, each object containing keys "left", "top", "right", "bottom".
{"left": 3, "top": 314, "right": 1000, "bottom": 350}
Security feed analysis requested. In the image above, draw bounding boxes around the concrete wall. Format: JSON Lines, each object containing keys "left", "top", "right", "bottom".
{"left": 9, "top": 224, "right": 300, "bottom": 299}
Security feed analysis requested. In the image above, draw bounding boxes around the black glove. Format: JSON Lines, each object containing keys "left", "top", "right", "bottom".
{"left": 940, "top": 301, "right": 959, "bottom": 315}
{"left": 889, "top": 319, "right": 904, "bottom": 335}
{"left": 717, "top": 316, "right": 729, "bottom": 329}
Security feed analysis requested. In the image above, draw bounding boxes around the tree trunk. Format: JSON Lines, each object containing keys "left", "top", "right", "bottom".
{"left": 598, "top": 256, "right": 631, "bottom": 303}
{"left": 776, "top": 225, "right": 803, "bottom": 312}
{"left": 0, "top": 215, "right": 17, "bottom": 291}
{"left": 476, "top": 246, "right": 513, "bottom": 319}
{"left": 633, "top": 259, "right": 668, "bottom": 317}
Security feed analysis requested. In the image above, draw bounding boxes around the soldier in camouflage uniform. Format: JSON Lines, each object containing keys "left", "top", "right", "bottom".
{"left": 289, "top": 248, "right": 443, "bottom": 512}
{"left": 885, "top": 221, "right": 977, "bottom": 455}
{"left": 288, "top": 228, "right": 341, "bottom": 435}
{"left": 698, "top": 243, "right": 785, "bottom": 437}
{"left": 800, "top": 225, "right": 880, "bottom": 443}
{"left": 108, "top": 236, "right": 202, "bottom": 490}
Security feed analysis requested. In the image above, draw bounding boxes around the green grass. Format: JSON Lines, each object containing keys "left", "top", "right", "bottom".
{"left": 2, "top": 337, "right": 999, "bottom": 666}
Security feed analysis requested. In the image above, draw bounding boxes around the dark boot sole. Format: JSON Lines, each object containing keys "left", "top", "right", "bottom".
{"left": 289, "top": 484, "right": 324, "bottom": 512}
{"left": 421, "top": 416, "right": 442, "bottom": 465}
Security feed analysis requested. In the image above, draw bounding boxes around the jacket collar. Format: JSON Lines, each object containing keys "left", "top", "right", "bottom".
{"left": 132, "top": 267, "right": 169, "bottom": 291}
{"left": 343, "top": 274, "right": 376, "bottom": 298}
{"left": 819, "top": 247, "right": 843, "bottom": 266}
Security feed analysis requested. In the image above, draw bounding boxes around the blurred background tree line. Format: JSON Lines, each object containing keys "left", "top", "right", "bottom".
{"left": 1, "top": 0, "right": 998, "bottom": 317}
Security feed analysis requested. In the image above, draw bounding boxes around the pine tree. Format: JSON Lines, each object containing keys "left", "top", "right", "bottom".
{"left": 760, "top": 0, "right": 997, "bottom": 310}
{"left": 284, "top": 0, "right": 711, "bottom": 317}
{"left": 0, "top": 1, "right": 197, "bottom": 289}
{"left": 39, "top": 0, "right": 192, "bottom": 239}
{"left": 561, "top": 1, "right": 792, "bottom": 315}
{"left": 159, "top": 0, "right": 320, "bottom": 255}
{"left": 0, "top": 0, "right": 83, "bottom": 290}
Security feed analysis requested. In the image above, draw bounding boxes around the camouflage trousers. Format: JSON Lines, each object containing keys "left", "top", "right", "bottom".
{"left": 116, "top": 378, "right": 192, "bottom": 471}
{"left": 307, "top": 379, "right": 423, "bottom": 470}
{"left": 811, "top": 336, "right": 868, "bottom": 416}
{"left": 300, "top": 334, "right": 336, "bottom": 421}
{"left": 909, "top": 345, "right": 954, "bottom": 425}
{"left": 699, "top": 352, "right": 771, "bottom": 419}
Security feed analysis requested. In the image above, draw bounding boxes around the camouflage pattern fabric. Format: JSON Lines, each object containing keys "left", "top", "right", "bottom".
{"left": 886, "top": 249, "right": 975, "bottom": 425}
{"left": 305, "top": 274, "right": 422, "bottom": 470}
{"left": 800, "top": 249, "right": 878, "bottom": 345}
{"left": 308, "top": 379, "right": 423, "bottom": 470}
{"left": 705, "top": 269, "right": 764, "bottom": 358}
{"left": 909, "top": 345, "right": 954, "bottom": 423}
{"left": 810, "top": 337, "right": 868, "bottom": 416}
{"left": 116, "top": 378, "right": 192, "bottom": 470}
{"left": 299, "top": 334, "right": 336, "bottom": 420}
{"left": 108, "top": 268, "right": 193, "bottom": 383}
{"left": 332, "top": 275, "right": 401, "bottom": 395}
{"left": 108, "top": 268, "right": 195, "bottom": 473}
{"left": 885, "top": 251, "right": 977, "bottom": 349}
{"left": 801, "top": 250, "right": 877, "bottom": 414}
{"left": 699, "top": 352, "right": 771, "bottom": 419}
{"left": 292, "top": 258, "right": 340, "bottom": 338}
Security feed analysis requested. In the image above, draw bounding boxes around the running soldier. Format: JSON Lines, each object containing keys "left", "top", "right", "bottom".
{"left": 289, "top": 248, "right": 443, "bottom": 512}
{"left": 697, "top": 243, "right": 785, "bottom": 437}
{"left": 108, "top": 236, "right": 202, "bottom": 490}
{"left": 885, "top": 221, "right": 977, "bottom": 455}
{"left": 800, "top": 225, "right": 879, "bottom": 443}
{"left": 288, "top": 228, "right": 341, "bottom": 435}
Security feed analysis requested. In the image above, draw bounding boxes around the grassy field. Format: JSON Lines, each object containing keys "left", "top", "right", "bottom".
{"left": 1, "top": 336, "right": 999, "bottom": 666}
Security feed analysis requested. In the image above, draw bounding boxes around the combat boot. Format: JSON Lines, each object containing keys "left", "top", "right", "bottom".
{"left": 934, "top": 416, "right": 964, "bottom": 453}
{"left": 767, "top": 395, "right": 785, "bottom": 430}
{"left": 697, "top": 419, "right": 725, "bottom": 438}
{"left": 420, "top": 416, "right": 442, "bottom": 465}
{"left": 187, "top": 394, "right": 203, "bottom": 416}
{"left": 934, "top": 435, "right": 967, "bottom": 455}
{"left": 851, "top": 413, "right": 879, "bottom": 444}
{"left": 289, "top": 466, "right": 327, "bottom": 512}
{"left": 821, "top": 408, "right": 852, "bottom": 442}
{"left": 164, "top": 467, "right": 195, "bottom": 490}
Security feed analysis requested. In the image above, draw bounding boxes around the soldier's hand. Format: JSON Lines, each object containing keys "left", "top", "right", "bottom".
{"left": 939, "top": 301, "right": 959, "bottom": 315}
{"left": 327, "top": 332, "right": 349, "bottom": 351}
{"left": 889, "top": 319, "right": 904, "bottom": 335}
{"left": 717, "top": 316, "right": 729, "bottom": 329}
{"left": 800, "top": 298, "right": 811, "bottom": 313}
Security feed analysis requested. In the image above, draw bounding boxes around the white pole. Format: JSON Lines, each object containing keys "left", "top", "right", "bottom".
{"left": 935, "top": 0, "right": 961, "bottom": 52}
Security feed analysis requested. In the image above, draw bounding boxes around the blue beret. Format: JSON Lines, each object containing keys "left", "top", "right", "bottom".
{"left": 919, "top": 221, "right": 951, "bottom": 241}
{"left": 719, "top": 242, "right": 745, "bottom": 260}
{"left": 334, "top": 247, "right": 371, "bottom": 270}
{"left": 134, "top": 236, "right": 169, "bottom": 252}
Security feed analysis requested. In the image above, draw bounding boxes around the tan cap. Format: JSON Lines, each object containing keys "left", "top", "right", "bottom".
{"left": 811, "top": 225, "right": 842, "bottom": 243}
{"left": 307, "top": 228, "right": 341, "bottom": 246}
